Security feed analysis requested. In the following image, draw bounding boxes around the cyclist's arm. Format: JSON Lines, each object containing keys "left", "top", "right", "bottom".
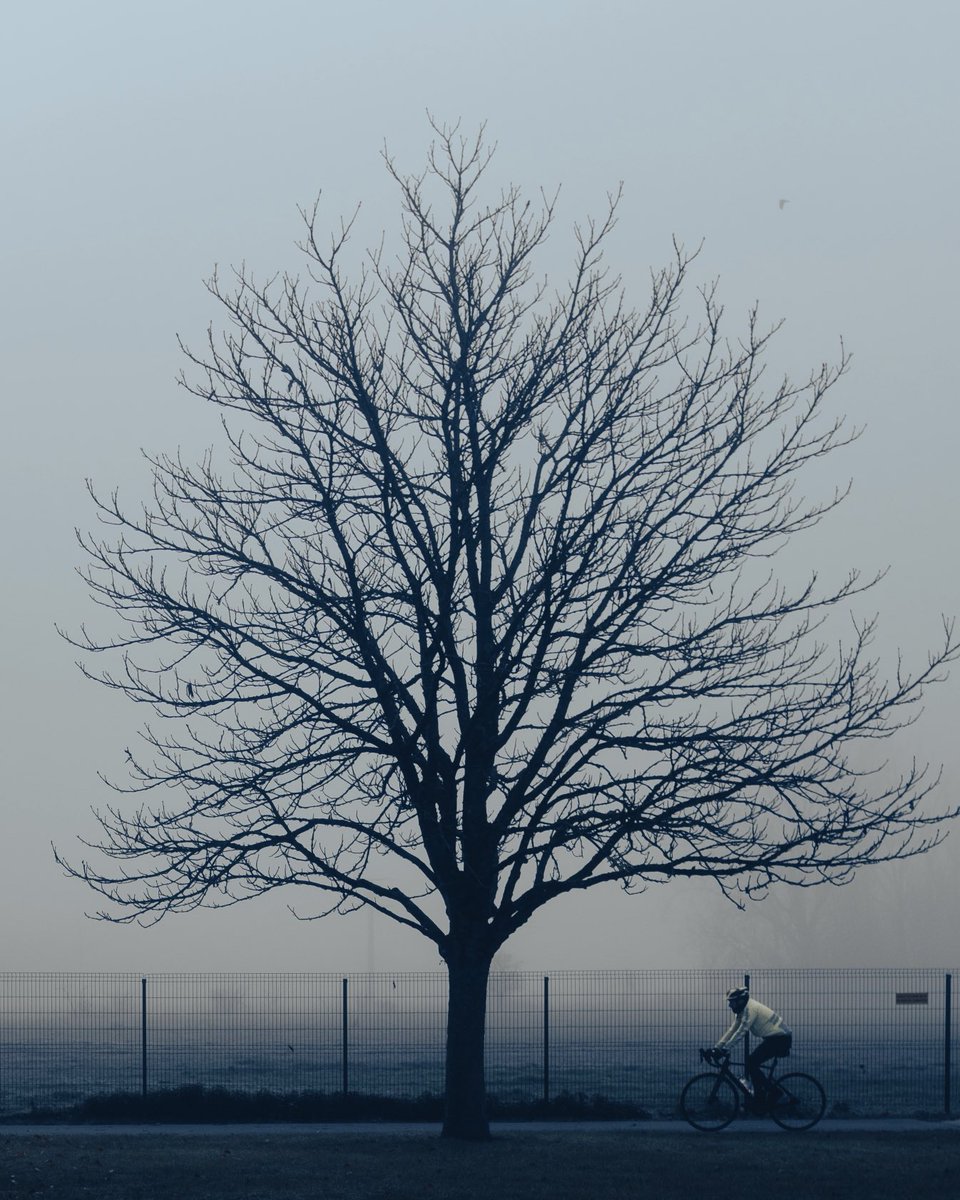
{"left": 714, "top": 1010, "right": 747, "bottom": 1050}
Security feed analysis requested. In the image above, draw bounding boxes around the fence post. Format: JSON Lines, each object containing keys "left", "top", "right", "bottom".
{"left": 341, "top": 977, "right": 349, "bottom": 1095}
{"left": 743, "top": 972, "right": 751, "bottom": 1081}
{"left": 543, "top": 976, "right": 550, "bottom": 1105}
{"left": 946, "top": 973, "right": 953, "bottom": 1117}
{"left": 140, "top": 977, "right": 148, "bottom": 1097}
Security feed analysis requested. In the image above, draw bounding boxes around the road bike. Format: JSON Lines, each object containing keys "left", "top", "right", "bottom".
{"left": 679, "top": 1047, "right": 826, "bottom": 1131}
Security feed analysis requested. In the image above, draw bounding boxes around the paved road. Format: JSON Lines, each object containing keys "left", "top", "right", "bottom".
{"left": 2, "top": 1119, "right": 957, "bottom": 1136}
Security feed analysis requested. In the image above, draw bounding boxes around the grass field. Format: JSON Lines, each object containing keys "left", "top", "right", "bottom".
{"left": 2, "top": 1129, "right": 958, "bottom": 1200}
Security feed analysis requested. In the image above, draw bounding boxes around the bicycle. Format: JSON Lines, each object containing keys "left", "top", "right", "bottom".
{"left": 679, "top": 1047, "right": 826, "bottom": 1131}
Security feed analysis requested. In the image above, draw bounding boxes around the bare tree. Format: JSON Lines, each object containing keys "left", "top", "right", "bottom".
{"left": 61, "top": 124, "right": 956, "bottom": 1139}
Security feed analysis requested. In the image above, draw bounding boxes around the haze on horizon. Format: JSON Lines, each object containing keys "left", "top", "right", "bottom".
{"left": 2, "top": 0, "right": 958, "bottom": 975}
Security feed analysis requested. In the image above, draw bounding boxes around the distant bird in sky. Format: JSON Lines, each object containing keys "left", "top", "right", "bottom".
{"left": 778, "top": 198, "right": 790, "bottom": 210}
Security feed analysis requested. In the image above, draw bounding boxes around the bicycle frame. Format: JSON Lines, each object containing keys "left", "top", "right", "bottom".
{"left": 701, "top": 1048, "right": 779, "bottom": 1101}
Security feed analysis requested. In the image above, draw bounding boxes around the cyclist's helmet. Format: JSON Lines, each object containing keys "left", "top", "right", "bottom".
{"left": 726, "top": 986, "right": 749, "bottom": 1011}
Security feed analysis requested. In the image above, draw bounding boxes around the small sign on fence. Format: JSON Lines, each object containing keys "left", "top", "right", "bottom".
{"left": 895, "top": 992, "right": 929, "bottom": 1005}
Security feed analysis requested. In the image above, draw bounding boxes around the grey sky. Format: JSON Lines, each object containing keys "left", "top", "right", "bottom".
{"left": 2, "top": 0, "right": 958, "bottom": 972}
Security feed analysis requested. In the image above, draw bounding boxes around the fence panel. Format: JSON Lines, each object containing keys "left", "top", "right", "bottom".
{"left": 344, "top": 973, "right": 446, "bottom": 1097}
{"left": 951, "top": 972, "right": 958, "bottom": 1117}
{"left": 0, "top": 974, "right": 141, "bottom": 1113}
{"left": 485, "top": 972, "right": 542, "bottom": 1101}
{"left": 143, "top": 974, "right": 346, "bottom": 1096}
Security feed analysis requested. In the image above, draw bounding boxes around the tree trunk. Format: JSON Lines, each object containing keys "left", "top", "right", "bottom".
{"left": 442, "top": 945, "right": 493, "bottom": 1140}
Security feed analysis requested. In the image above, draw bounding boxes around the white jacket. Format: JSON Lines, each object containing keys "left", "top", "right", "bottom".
{"left": 715, "top": 998, "right": 791, "bottom": 1049}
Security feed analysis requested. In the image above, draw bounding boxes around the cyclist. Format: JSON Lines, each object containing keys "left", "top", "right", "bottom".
{"left": 710, "top": 986, "right": 792, "bottom": 1105}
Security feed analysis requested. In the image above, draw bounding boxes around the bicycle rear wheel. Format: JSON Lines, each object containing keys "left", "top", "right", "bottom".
{"left": 679, "top": 1072, "right": 739, "bottom": 1131}
{"left": 769, "top": 1072, "right": 826, "bottom": 1130}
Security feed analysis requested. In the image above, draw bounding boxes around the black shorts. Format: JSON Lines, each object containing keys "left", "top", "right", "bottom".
{"left": 748, "top": 1033, "right": 792, "bottom": 1066}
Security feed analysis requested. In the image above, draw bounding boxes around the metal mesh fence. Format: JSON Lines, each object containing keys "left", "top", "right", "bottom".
{"left": 0, "top": 970, "right": 955, "bottom": 1119}
{"left": 145, "top": 974, "right": 347, "bottom": 1096}
{"left": 0, "top": 974, "right": 142, "bottom": 1112}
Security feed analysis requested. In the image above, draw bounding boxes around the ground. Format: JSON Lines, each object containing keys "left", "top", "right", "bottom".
{"left": 1, "top": 1129, "right": 958, "bottom": 1199}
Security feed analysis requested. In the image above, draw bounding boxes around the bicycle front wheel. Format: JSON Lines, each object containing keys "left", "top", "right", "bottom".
{"left": 680, "top": 1072, "right": 739, "bottom": 1131}
{"left": 769, "top": 1072, "right": 826, "bottom": 1130}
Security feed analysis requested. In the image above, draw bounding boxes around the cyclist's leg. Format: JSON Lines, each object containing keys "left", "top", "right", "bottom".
{"left": 746, "top": 1035, "right": 790, "bottom": 1098}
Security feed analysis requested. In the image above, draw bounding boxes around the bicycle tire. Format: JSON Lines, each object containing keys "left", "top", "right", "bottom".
{"left": 679, "top": 1072, "right": 740, "bottom": 1131}
{"left": 769, "top": 1072, "right": 826, "bottom": 1131}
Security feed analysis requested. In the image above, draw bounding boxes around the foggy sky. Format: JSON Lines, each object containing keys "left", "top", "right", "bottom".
{"left": 2, "top": 0, "right": 958, "bottom": 973}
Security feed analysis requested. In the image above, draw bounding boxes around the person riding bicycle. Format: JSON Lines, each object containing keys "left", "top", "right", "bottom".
{"left": 709, "top": 986, "right": 793, "bottom": 1104}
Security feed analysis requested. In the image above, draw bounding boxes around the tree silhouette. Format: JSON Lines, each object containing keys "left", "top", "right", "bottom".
{"left": 61, "top": 124, "right": 956, "bottom": 1139}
